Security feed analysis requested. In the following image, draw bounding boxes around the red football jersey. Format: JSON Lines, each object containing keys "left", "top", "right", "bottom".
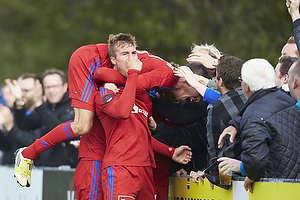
{"left": 95, "top": 70, "right": 156, "bottom": 169}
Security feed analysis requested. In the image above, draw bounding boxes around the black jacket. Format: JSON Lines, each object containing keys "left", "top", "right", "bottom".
{"left": 238, "top": 87, "right": 300, "bottom": 180}
{"left": 9, "top": 92, "right": 78, "bottom": 167}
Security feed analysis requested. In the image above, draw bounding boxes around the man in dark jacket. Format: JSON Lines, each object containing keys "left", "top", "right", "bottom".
{"left": 2, "top": 69, "right": 78, "bottom": 167}
{"left": 233, "top": 58, "right": 300, "bottom": 192}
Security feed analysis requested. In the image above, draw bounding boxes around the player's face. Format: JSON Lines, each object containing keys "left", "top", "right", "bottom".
{"left": 111, "top": 43, "right": 137, "bottom": 77}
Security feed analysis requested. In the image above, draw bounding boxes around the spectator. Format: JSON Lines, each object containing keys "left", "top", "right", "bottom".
{"left": 228, "top": 58, "right": 300, "bottom": 193}
{"left": 6, "top": 73, "right": 44, "bottom": 131}
{"left": 0, "top": 83, "right": 16, "bottom": 165}
{"left": 206, "top": 55, "right": 246, "bottom": 163}
{"left": 38, "top": 69, "right": 78, "bottom": 167}
{"left": 2, "top": 69, "right": 78, "bottom": 167}
{"left": 275, "top": 55, "right": 299, "bottom": 92}
{"left": 280, "top": 36, "right": 300, "bottom": 59}
{"left": 189, "top": 55, "right": 247, "bottom": 188}
{"left": 288, "top": 59, "right": 300, "bottom": 110}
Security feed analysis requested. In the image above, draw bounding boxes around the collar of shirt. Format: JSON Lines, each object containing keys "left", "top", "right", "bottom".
{"left": 296, "top": 100, "right": 300, "bottom": 111}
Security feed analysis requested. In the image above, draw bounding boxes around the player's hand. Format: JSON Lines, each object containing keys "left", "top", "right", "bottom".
{"left": 148, "top": 116, "right": 157, "bottom": 131}
{"left": 70, "top": 140, "right": 80, "bottom": 149}
{"left": 126, "top": 55, "right": 142, "bottom": 71}
{"left": 172, "top": 145, "right": 192, "bottom": 164}
{"left": 104, "top": 83, "right": 119, "bottom": 93}
{"left": 218, "top": 125, "right": 237, "bottom": 149}
{"left": 190, "top": 170, "right": 205, "bottom": 184}
{"left": 175, "top": 168, "right": 188, "bottom": 180}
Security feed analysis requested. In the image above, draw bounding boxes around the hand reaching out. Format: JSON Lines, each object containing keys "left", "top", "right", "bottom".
{"left": 186, "top": 51, "right": 219, "bottom": 69}
{"left": 218, "top": 125, "right": 237, "bottom": 149}
{"left": 174, "top": 66, "right": 200, "bottom": 88}
{"left": 172, "top": 145, "right": 192, "bottom": 164}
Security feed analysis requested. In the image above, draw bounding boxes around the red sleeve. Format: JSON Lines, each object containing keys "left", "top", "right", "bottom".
{"left": 96, "top": 69, "right": 139, "bottom": 119}
{"left": 151, "top": 136, "right": 175, "bottom": 158}
{"left": 94, "top": 67, "right": 126, "bottom": 87}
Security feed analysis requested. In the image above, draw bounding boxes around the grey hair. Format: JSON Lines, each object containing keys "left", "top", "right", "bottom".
{"left": 242, "top": 58, "right": 276, "bottom": 92}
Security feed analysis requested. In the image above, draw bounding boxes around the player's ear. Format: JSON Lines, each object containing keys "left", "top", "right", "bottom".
{"left": 110, "top": 56, "right": 116, "bottom": 65}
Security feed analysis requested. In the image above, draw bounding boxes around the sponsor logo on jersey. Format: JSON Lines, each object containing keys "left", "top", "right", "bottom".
{"left": 131, "top": 103, "right": 148, "bottom": 117}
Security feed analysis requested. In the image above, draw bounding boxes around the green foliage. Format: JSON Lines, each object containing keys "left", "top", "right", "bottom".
{"left": 0, "top": 0, "right": 294, "bottom": 82}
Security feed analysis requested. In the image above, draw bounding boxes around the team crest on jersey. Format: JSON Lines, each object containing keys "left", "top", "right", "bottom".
{"left": 103, "top": 94, "right": 114, "bottom": 103}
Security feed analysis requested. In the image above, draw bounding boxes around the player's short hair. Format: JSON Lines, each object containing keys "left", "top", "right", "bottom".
{"left": 108, "top": 33, "right": 137, "bottom": 58}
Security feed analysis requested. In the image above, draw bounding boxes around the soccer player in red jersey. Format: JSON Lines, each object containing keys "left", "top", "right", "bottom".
{"left": 95, "top": 34, "right": 194, "bottom": 199}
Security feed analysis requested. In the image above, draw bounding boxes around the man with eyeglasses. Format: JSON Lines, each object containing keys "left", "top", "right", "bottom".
{"left": 2, "top": 69, "right": 78, "bottom": 167}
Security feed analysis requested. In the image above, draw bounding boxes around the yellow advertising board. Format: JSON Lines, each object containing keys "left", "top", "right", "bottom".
{"left": 169, "top": 176, "right": 300, "bottom": 200}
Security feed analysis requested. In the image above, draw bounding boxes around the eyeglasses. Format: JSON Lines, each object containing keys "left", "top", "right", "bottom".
{"left": 44, "top": 84, "right": 64, "bottom": 90}
{"left": 238, "top": 77, "right": 243, "bottom": 82}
